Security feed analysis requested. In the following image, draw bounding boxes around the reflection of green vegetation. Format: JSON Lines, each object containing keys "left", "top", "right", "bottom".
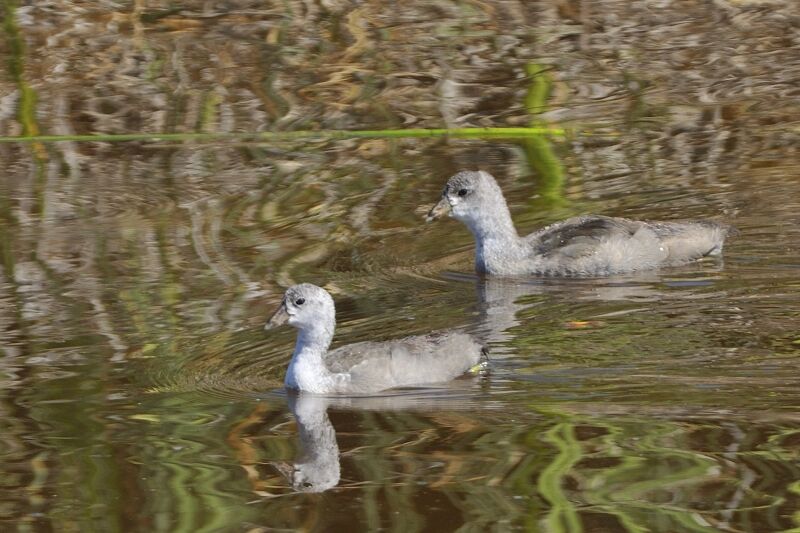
{"left": 517, "top": 410, "right": 782, "bottom": 532}
{"left": 2, "top": 0, "right": 48, "bottom": 217}
{"left": 146, "top": 429, "right": 239, "bottom": 533}
{"left": 539, "top": 421, "right": 582, "bottom": 532}
{"left": 523, "top": 63, "right": 566, "bottom": 206}
{"left": 354, "top": 411, "right": 426, "bottom": 531}
{"left": 27, "top": 371, "right": 126, "bottom": 532}
{"left": 2, "top": 0, "right": 39, "bottom": 138}
{"left": 198, "top": 91, "right": 222, "bottom": 133}
{"left": 790, "top": 479, "right": 800, "bottom": 529}
{"left": 0, "top": 187, "right": 17, "bottom": 278}
{"left": 138, "top": 6, "right": 183, "bottom": 23}
{"left": 584, "top": 421, "right": 720, "bottom": 533}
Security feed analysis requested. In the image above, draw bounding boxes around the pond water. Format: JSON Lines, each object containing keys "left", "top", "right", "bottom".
{"left": 1, "top": 1, "right": 800, "bottom": 531}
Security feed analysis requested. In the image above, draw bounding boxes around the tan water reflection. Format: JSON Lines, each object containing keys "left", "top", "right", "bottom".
{"left": 2, "top": 0, "right": 800, "bottom": 531}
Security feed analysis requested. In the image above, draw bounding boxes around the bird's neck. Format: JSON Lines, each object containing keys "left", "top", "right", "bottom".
{"left": 467, "top": 200, "right": 519, "bottom": 243}
{"left": 296, "top": 322, "right": 334, "bottom": 354}
{"left": 285, "top": 320, "right": 342, "bottom": 393}
{"left": 466, "top": 202, "right": 526, "bottom": 274}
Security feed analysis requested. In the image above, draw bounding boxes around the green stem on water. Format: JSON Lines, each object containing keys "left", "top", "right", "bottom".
{"left": 0, "top": 126, "right": 566, "bottom": 144}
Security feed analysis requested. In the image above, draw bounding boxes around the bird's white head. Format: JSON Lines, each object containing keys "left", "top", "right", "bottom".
{"left": 265, "top": 283, "right": 336, "bottom": 332}
{"left": 426, "top": 170, "right": 510, "bottom": 234}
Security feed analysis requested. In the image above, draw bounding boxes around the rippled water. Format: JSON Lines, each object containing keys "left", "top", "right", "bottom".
{"left": 2, "top": 1, "right": 800, "bottom": 531}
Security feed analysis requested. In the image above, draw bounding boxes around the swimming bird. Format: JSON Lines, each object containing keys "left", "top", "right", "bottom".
{"left": 427, "top": 170, "right": 735, "bottom": 277}
{"left": 265, "top": 283, "right": 486, "bottom": 394}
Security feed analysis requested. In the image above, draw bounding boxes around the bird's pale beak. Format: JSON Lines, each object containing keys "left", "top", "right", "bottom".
{"left": 271, "top": 461, "right": 295, "bottom": 482}
{"left": 264, "top": 301, "right": 290, "bottom": 330}
{"left": 426, "top": 197, "right": 451, "bottom": 222}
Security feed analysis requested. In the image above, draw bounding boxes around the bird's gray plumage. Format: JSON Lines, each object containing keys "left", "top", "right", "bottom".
{"left": 324, "top": 330, "right": 484, "bottom": 394}
{"left": 428, "top": 170, "right": 735, "bottom": 277}
{"left": 266, "top": 283, "right": 484, "bottom": 394}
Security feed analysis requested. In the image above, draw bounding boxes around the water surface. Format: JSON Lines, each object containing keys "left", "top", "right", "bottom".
{"left": 1, "top": 1, "right": 799, "bottom": 531}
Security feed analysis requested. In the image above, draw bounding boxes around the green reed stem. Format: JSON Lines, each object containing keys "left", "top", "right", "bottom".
{"left": 0, "top": 127, "right": 565, "bottom": 144}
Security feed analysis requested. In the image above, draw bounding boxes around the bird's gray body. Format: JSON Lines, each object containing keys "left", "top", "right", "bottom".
{"left": 323, "top": 331, "right": 483, "bottom": 394}
{"left": 429, "top": 171, "right": 735, "bottom": 277}
{"left": 515, "top": 215, "right": 731, "bottom": 276}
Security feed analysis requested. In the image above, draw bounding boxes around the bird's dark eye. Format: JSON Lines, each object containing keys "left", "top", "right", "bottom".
{"left": 457, "top": 188, "right": 469, "bottom": 197}
{"left": 295, "top": 298, "right": 305, "bottom": 306}
{"left": 302, "top": 482, "right": 312, "bottom": 488}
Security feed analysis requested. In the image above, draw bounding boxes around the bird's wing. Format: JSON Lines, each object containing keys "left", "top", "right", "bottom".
{"left": 324, "top": 341, "right": 391, "bottom": 374}
{"left": 528, "top": 215, "right": 645, "bottom": 259}
{"left": 324, "top": 332, "right": 482, "bottom": 391}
